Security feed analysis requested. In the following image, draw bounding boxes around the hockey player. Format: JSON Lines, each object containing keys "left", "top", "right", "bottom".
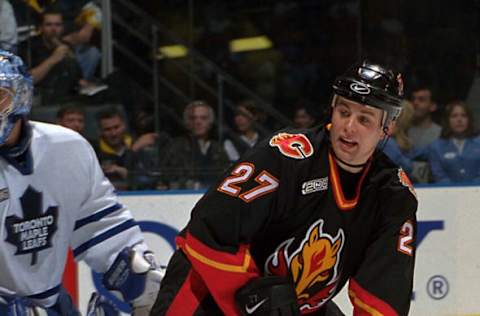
{"left": 0, "top": 51, "right": 162, "bottom": 314}
{"left": 152, "top": 60, "right": 418, "bottom": 315}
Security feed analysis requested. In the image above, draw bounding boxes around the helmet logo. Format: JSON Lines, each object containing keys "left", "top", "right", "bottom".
{"left": 349, "top": 82, "right": 370, "bottom": 95}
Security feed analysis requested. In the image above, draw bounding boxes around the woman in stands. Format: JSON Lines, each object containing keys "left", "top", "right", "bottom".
{"left": 223, "top": 100, "right": 266, "bottom": 162}
{"left": 426, "top": 100, "right": 480, "bottom": 183}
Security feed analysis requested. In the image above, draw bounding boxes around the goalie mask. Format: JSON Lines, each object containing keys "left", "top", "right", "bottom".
{"left": 0, "top": 50, "right": 33, "bottom": 146}
{"left": 332, "top": 60, "right": 404, "bottom": 130}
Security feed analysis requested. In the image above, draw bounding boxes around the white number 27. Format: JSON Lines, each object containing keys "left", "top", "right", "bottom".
{"left": 217, "top": 162, "right": 279, "bottom": 202}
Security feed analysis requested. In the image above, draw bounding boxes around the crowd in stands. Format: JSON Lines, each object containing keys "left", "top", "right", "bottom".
{"left": 3, "top": 0, "right": 480, "bottom": 190}
{"left": 55, "top": 93, "right": 480, "bottom": 190}
{"left": 383, "top": 86, "right": 480, "bottom": 184}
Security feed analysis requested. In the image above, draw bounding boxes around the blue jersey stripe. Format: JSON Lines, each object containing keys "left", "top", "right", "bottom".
{"left": 73, "top": 219, "right": 137, "bottom": 257}
{"left": 27, "top": 284, "right": 61, "bottom": 299}
{"left": 74, "top": 203, "right": 123, "bottom": 230}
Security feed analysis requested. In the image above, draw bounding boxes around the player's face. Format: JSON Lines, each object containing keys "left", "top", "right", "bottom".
{"left": 41, "top": 14, "right": 64, "bottom": 40}
{"left": 59, "top": 112, "right": 85, "bottom": 134}
{"left": 100, "top": 116, "right": 126, "bottom": 147}
{"left": 330, "top": 96, "right": 385, "bottom": 167}
{"left": 188, "top": 106, "right": 212, "bottom": 138}
{"left": 449, "top": 105, "right": 469, "bottom": 136}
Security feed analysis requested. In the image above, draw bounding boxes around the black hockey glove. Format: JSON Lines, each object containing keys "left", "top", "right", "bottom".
{"left": 235, "top": 276, "right": 299, "bottom": 316}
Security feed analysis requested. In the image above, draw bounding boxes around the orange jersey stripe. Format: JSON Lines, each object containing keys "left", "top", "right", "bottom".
{"left": 328, "top": 151, "right": 371, "bottom": 211}
{"left": 349, "top": 279, "right": 397, "bottom": 316}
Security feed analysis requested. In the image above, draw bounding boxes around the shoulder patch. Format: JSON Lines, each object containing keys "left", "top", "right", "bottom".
{"left": 269, "top": 133, "right": 314, "bottom": 159}
{"left": 398, "top": 168, "right": 417, "bottom": 199}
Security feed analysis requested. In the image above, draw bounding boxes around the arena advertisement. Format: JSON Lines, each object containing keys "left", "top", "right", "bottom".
{"left": 74, "top": 187, "right": 480, "bottom": 315}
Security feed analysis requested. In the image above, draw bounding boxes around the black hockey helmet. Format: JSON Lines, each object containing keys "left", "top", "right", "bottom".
{"left": 332, "top": 60, "right": 404, "bottom": 128}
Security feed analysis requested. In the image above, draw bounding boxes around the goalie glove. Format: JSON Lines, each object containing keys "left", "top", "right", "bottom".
{"left": 102, "top": 246, "right": 164, "bottom": 316}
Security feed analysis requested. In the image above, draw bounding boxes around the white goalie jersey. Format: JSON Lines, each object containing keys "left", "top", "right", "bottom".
{"left": 0, "top": 121, "right": 145, "bottom": 307}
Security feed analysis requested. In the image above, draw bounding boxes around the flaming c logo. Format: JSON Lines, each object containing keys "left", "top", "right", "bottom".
{"left": 265, "top": 219, "right": 344, "bottom": 313}
{"left": 269, "top": 133, "right": 314, "bottom": 159}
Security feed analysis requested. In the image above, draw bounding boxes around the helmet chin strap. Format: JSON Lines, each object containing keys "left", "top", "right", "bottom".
{"left": 331, "top": 148, "right": 369, "bottom": 169}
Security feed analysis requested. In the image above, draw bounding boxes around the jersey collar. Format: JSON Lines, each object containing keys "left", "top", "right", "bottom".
{"left": 328, "top": 150, "right": 371, "bottom": 211}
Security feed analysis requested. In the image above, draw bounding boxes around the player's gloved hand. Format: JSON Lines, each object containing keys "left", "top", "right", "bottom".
{"left": 236, "top": 276, "right": 299, "bottom": 316}
{"left": 102, "top": 246, "right": 164, "bottom": 316}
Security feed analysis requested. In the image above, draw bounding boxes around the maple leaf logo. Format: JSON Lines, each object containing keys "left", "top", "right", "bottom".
{"left": 5, "top": 186, "right": 58, "bottom": 265}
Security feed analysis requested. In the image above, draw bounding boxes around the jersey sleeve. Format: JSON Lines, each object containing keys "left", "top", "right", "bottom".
{"left": 348, "top": 179, "right": 418, "bottom": 316}
{"left": 69, "top": 139, "right": 145, "bottom": 273}
{"left": 178, "top": 141, "right": 286, "bottom": 315}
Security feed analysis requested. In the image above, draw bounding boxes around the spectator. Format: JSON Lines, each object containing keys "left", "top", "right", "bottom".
{"left": 56, "top": 104, "right": 85, "bottom": 134}
{"left": 223, "top": 100, "right": 267, "bottom": 162}
{"left": 163, "top": 101, "right": 229, "bottom": 189}
{"left": 60, "top": 1, "right": 102, "bottom": 80}
{"left": 383, "top": 101, "right": 414, "bottom": 175}
{"left": 0, "top": 0, "right": 17, "bottom": 52}
{"left": 93, "top": 106, "right": 135, "bottom": 190}
{"left": 130, "top": 108, "right": 172, "bottom": 190}
{"left": 19, "top": 8, "right": 83, "bottom": 105}
{"left": 293, "top": 102, "right": 318, "bottom": 129}
{"left": 23, "top": 0, "right": 102, "bottom": 80}
{"left": 408, "top": 86, "right": 441, "bottom": 152}
{"left": 426, "top": 101, "right": 480, "bottom": 183}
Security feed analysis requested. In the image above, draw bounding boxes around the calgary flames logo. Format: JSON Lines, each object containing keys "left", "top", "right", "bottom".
{"left": 269, "top": 133, "right": 314, "bottom": 159}
{"left": 265, "top": 219, "right": 344, "bottom": 313}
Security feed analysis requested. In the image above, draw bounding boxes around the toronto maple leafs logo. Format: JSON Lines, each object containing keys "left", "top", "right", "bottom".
{"left": 5, "top": 186, "right": 58, "bottom": 265}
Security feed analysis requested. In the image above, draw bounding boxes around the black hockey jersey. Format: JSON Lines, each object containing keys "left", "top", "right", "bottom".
{"left": 153, "top": 125, "right": 417, "bottom": 316}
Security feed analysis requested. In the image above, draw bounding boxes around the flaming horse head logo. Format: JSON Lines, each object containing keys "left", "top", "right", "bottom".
{"left": 265, "top": 219, "right": 344, "bottom": 312}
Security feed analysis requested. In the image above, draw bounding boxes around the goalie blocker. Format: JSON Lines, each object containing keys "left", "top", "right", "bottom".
{"left": 96, "top": 245, "right": 164, "bottom": 316}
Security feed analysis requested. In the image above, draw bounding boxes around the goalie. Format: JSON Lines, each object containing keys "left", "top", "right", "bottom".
{"left": 0, "top": 50, "right": 162, "bottom": 315}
